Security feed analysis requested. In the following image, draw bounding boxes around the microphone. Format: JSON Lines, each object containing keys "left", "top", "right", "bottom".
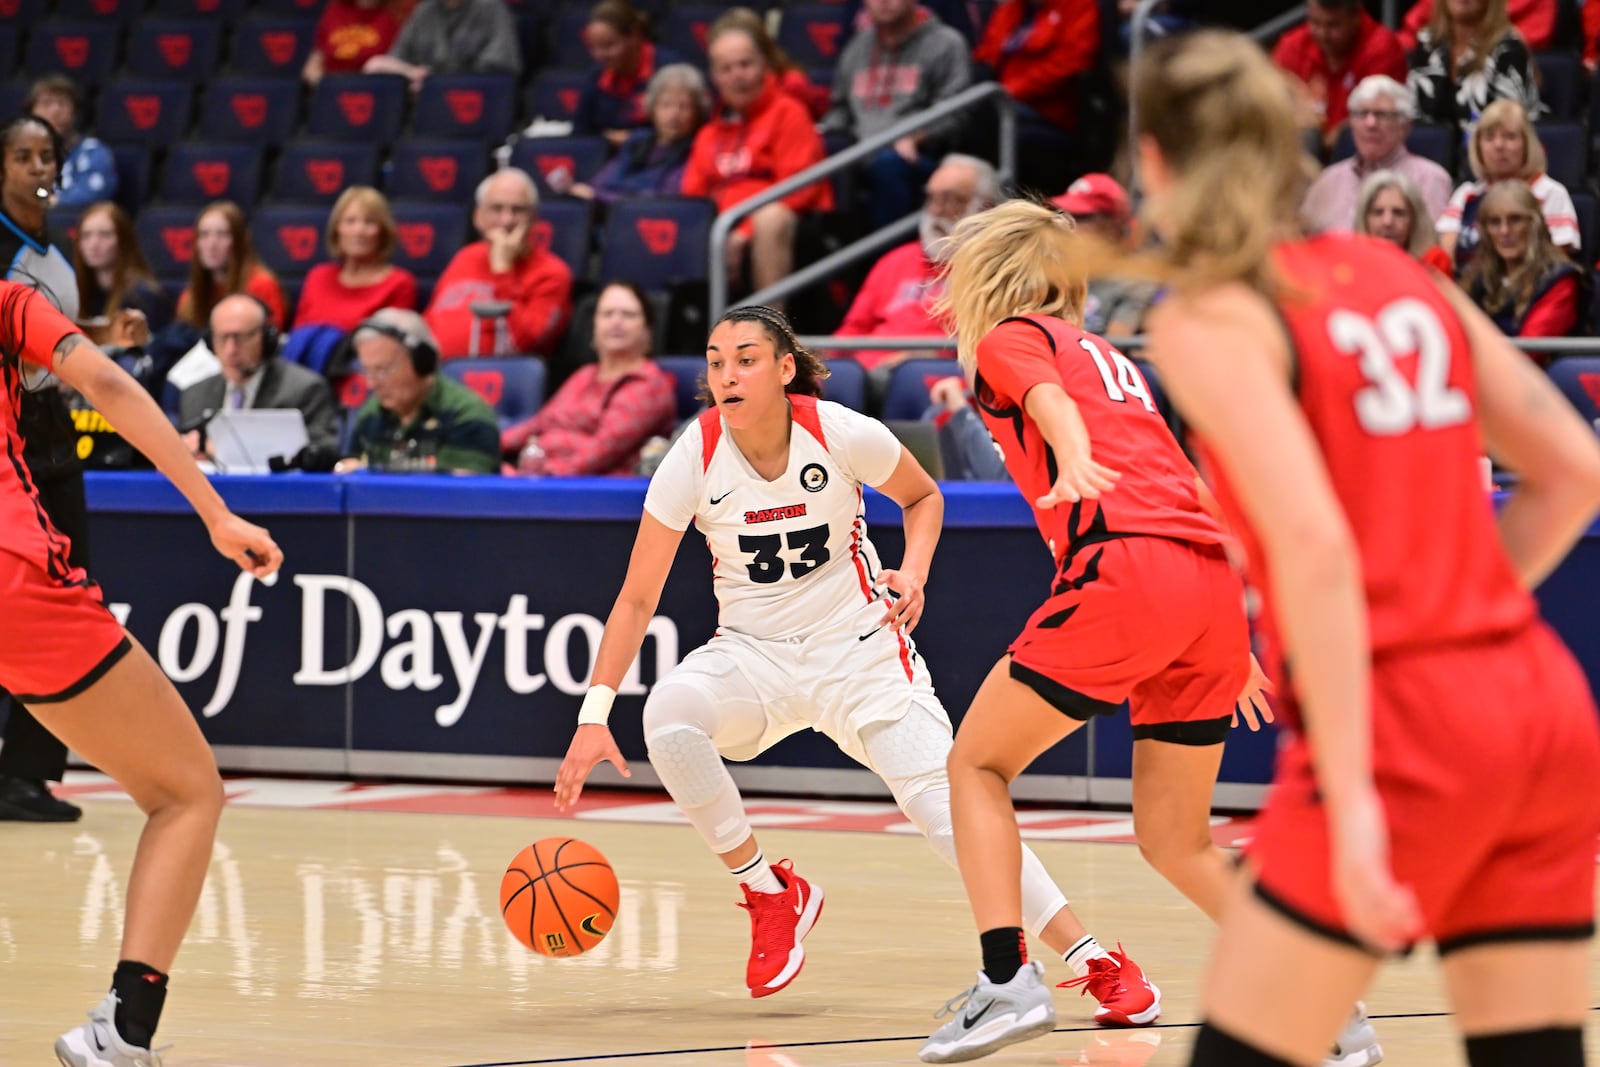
{"left": 178, "top": 408, "right": 218, "bottom": 435}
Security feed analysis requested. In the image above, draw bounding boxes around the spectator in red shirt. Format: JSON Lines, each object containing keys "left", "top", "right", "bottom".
{"left": 683, "top": 19, "right": 833, "bottom": 308}
{"left": 303, "top": 0, "right": 407, "bottom": 85}
{"left": 501, "top": 281, "right": 676, "bottom": 476}
{"left": 424, "top": 169, "right": 573, "bottom": 359}
{"left": 294, "top": 186, "right": 417, "bottom": 333}
{"left": 1399, "top": 0, "right": 1555, "bottom": 52}
{"left": 1272, "top": 0, "right": 1406, "bottom": 153}
{"left": 836, "top": 153, "right": 1000, "bottom": 373}
{"left": 176, "top": 201, "right": 285, "bottom": 330}
{"left": 973, "top": 0, "right": 1100, "bottom": 135}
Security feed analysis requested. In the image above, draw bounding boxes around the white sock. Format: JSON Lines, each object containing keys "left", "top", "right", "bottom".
{"left": 1064, "top": 935, "right": 1112, "bottom": 977}
{"left": 730, "top": 850, "right": 784, "bottom": 894}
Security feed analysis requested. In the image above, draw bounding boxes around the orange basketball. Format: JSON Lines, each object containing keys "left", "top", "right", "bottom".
{"left": 499, "top": 837, "right": 620, "bottom": 957}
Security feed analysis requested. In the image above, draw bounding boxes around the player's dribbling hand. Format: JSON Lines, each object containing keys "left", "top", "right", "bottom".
{"left": 1232, "top": 654, "right": 1275, "bottom": 731}
{"left": 874, "top": 570, "right": 926, "bottom": 633}
{"left": 1332, "top": 786, "right": 1423, "bottom": 954}
{"left": 555, "top": 725, "right": 630, "bottom": 811}
{"left": 1035, "top": 458, "right": 1120, "bottom": 509}
{"left": 210, "top": 513, "right": 283, "bottom": 581}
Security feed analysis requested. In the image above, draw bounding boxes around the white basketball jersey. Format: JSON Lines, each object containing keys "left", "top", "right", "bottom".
{"left": 644, "top": 396, "right": 904, "bottom": 641}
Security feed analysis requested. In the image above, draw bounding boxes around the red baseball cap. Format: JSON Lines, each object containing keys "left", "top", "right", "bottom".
{"left": 1052, "top": 174, "right": 1131, "bottom": 220}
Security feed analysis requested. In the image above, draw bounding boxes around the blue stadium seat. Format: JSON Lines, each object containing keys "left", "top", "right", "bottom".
{"left": 55, "top": 0, "right": 141, "bottom": 23}
{"left": 653, "top": 354, "right": 708, "bottom": 420}
{"left": 46, "top": 204, "right": 83, "bottom": 244}
{"left": 1573, "top": 191, "right": 1596, "bottom": 261}
{"left": 1547, "top": 357, "right": 1600, "bottom": 433}
{"left": 109, "top": 144, "right": 152, "bottom": 216}
{"left": 1536, "top": 120, "right": 1587, "bottom": 191}
{"left": 1534, "top": 51, "right": 1581, "bottom": 119}
{"left": 248, "top": 0, "right": 320, "bottom": 14}
{"left": 148, "top": 0, "right": 248, "bottom": 19}
{"left": 96, "top": 80, "right": 193, "bottom": 145}
{"left": 442, "top": 357, "right": 547, "bottom": 429}
{"left": 599, "top": 197, "right": 716, "bottom": 290}
{"left": 306, "top": 74, "right": 407, "bottom": 144}
{"left": 135, "top": 205, "right": 200, "bottom": 278}
{"left": 882, "top": 358, "right": 961, "bottom": 420}
{"left": 229, "top": 14, "right": 317, "bottom": 78}
{"left": 251, "top": 204, "right": 333, "bottom": 278}
{"left": 412, "top": 73, "right": 518, "bottom": 141}
{"left": 389, "top": 201, "right": 471, "bottom": 278}
{"left": 160, "top": 141, "right": 263, "bottom": 208}
{"left": 776, "top": 4, "right": 850, "bottom": 68}
{"left": 25, "top": 21, "right": 119, "bottom": 87}
{"left": 198, "top": 77, "right": 300, "bottom": 146}
{"left": 543, "top": 9, "right": 592, "bottom": 70}
{"left": 660, "top": 3, "right": 720, "bottom": 65}
{"left": 386, "top": 139, "right": 491, "bottom": 201}
{"left": 820, "top": 356, "right": 867, "bottom": 412}
{"left": 0, "top": 29, "right": 15, "bottom": 77}
{"left": 274, "top": 140, "right": 381, "bottom": 204}
{"left": 510, "top": 136, "right": 612, "bottom": 199}
{"left": 524, "top": 69, "right": 588, "bottom": 125}
{"left": 533, "top": 199, "right": 594, "bottom": 277}
{"left": 0, "top": 0, "right": 49, "bottom": 24}
{"left": 0, "top": 79, "right": 26, "bottom": 122}
{"left": 125, "top": 18, "right": 223, "bottom": 83}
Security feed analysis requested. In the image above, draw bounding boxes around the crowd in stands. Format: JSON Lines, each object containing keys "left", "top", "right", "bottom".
{"left": 4, "top": 0, "right": 1600, "bottom": 485}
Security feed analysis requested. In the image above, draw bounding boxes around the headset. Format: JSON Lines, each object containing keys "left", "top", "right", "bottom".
{"left": 352, "top": 315, "right": 440, "bottom": 376}
{"left": 202, "top": 292, "right": 280, "bottom": 375}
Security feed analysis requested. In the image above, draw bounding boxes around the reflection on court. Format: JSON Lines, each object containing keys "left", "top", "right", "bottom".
{"left": 0, "top": 780, "right": 1596, "bottom": 1066}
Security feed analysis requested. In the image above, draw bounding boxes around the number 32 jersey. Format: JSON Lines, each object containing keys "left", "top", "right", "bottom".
{"left": 645, "top": 395, "right": 903, "bottom": 641}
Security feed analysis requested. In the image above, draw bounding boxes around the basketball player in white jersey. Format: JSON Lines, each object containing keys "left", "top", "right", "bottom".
{"left": 555, "top": 306, "right": 1160, "bottom": 1022}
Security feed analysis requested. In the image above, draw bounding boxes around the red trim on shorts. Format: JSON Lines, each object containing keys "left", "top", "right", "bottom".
{"left": 894, "top": 627, "right": 914, "bottom": 682}
{"left": 698, "top": 408, "right": 722, "bottom": 472}
{"left": 790, "top": 395, "right": 827, "bottom": 451}
{"left": 848, "top": 490, "right": 874, "bottom": 602}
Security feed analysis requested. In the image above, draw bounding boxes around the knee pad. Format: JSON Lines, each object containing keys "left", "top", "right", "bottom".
{"left": 644, "top": 725, "right": 728, "bottom": 809}
{"left": 900, "top": 787, "right": 958, "bottom": 868}
{"left": 1466, "top": 1027, "right": 1582, "bottom": 1067}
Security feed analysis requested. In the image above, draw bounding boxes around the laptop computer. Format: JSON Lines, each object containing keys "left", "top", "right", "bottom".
{"left": 207, "top": 409, "right": 310, "bottom": 474}
{"left": 883, "top": 419, "right": 946, "bottom": 481}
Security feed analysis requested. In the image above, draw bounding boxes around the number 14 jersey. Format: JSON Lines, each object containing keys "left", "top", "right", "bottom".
{"left": 645, "top": 396, "right": 904, "bottom": 641}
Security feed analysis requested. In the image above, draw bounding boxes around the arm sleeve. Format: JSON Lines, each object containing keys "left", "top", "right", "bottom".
{"left": 974, "top": 318, "right": 1062, "bottom": 408}
{"left": 642, "top": 425, "right": 702, "bottom": 530}
{"left": 543, "top": 373, "right": 676, "bottom": 475}
{"left": 497, "top": 257, "right": 572, "bottom": 355}
{"left": 1518, "top": 274, "right": 1580, "bottom": 338}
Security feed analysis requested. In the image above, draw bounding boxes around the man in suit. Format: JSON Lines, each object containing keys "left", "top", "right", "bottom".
{"left": 180, "top": 294, "right": 341, "bottom": 471}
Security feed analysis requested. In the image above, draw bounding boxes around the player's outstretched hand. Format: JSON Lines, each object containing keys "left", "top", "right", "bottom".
{"left": 1036, "top": 457, "right": 1120, "bottom": 509}
{"left": 210, "top": 513, "right": 283, "bottom": 581}
{"left": 874, "top": 569, "right": 926, "bottom": 633}
{"left": 1233, "top": 654, "right": 1275, "bottom": 731}
{"left": 1332, "top": 787, "right": 1423, "bottom": 954}
{"left": 555, "top": 724, "right": 630, "bottom": 811}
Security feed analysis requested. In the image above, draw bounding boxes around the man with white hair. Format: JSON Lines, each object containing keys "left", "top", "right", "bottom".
{"left": 423, "top": 168, "right": 573, "bottom": 359}
{"left": 1302, "top": 74, "right": 1453, "bottom": 235}
{"left": 834, "top": 153, "right": 1000, "bottom": 373}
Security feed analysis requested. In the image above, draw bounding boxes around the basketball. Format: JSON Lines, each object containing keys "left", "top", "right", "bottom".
{"left": 499, "top": 837, "right": 620, "bottom": 957}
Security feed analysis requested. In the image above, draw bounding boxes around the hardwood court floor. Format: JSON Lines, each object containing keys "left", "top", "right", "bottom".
{"left": 0, "top": 775, "right": 1596, "bottom": 1066}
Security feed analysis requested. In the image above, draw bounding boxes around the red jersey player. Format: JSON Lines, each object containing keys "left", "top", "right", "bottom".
{"left": 0, "top": 280, "right": 283, "bottom": 1065}
{"left": 920, "top": 198, "right": 1298, "bottom": 1064}
{"left": 1132, "top": 31, "right": 1600, "bottom": 1067}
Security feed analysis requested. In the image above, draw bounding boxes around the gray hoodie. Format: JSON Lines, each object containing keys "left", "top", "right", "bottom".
{"left": 822, "top": 9, "right": 971, "bottom": 151}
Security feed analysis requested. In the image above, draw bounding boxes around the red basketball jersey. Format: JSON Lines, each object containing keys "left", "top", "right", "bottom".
{"left": 1197, "top": 234, "right": 1534, "bottom": 676}
{"left": 973, "top": 315, "right": 1225, "bottom": 564}
{"left": 0, "top": 282, "right": 84, "bottom": 583}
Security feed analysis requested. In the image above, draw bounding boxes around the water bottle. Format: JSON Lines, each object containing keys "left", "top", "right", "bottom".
{"left": 518, "top": 438, "right": 548, "bottom": 476}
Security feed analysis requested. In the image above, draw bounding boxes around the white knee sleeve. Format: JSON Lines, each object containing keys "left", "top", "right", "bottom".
{"left": 643, "top": 681, "right": 762, "bottom": 855}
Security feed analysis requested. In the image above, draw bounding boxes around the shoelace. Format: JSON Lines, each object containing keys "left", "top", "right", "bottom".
{"left": 931, "top": 983, "right": 977, "bottom": 1020}
{"left": 1058, "top": 959, "right": 1118, "bottom": 999}
{"left": 736, "top": 890, "right": 796, "bottom": 954}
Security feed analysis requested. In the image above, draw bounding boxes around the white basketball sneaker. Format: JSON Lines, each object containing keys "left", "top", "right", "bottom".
{"left": 920, "top": 960, "right": 1056, "bottom": 1063}
{"left": 1324, "top": 1002, "right": 1383, "bottom": 1067}
{"left": 55, "top": 992, "right": 166, "bottom": 1067}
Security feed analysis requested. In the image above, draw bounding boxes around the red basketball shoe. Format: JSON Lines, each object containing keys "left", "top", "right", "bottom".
{"left": 1058, "top": 943, "right": 1162, "bottom": 1026}
{"left": 738, "top": 859, "right": 824, "bottom": 998}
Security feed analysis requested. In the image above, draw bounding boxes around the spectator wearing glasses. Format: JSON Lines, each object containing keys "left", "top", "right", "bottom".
{"left": 1271, "top": 0, "right": 1406, "bottom": 154}
{"left": 1301, "top": 74, "right": 1452, "bottom": 236}
{"left": 1438, "top": 98, "right": 1578, "bottom": 275}
{"left": 1463, "top": 180, "right": 1587, "bottom": 346}
{"left": 423, "top": 169, "right": 573, "bottom": 359}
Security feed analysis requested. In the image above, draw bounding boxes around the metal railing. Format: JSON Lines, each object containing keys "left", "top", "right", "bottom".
{"left": 709, "top": 81, "right": 1017, "bottom": 321}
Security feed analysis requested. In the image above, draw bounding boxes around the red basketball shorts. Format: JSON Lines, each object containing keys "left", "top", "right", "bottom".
{"left": 1251, "top": 621, "right": 1600, "bottom": 954}
{"left": 0, "top": 549, "right": 130, "bottom": 704}
{"left": 1007, "top": 536, "right": 1251, "bottom": 745}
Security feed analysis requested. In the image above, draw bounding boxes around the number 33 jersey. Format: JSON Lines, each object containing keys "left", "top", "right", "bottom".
{"left": 645, "top": 396, "right": 904, "bottom": 641}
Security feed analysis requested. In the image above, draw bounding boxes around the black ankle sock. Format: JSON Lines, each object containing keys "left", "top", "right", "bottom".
{"left": 111, "top": 960, "right": 168, "bottom": 1049}
{"left": 1190, "top": 1021, "right": 1296, "bottom": 1067}
{"left": 978, "top": 926, "right": 1026, "bottom": 984}
{"left": 1466, "top": 1027, "right": 1583, "bottom": 1067}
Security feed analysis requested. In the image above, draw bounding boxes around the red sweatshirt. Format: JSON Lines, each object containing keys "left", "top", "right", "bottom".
{"left": 973, "top": 0, "right": 1099, "bottom": 133}
{"left": 681, "top": 73, "right": 833, "bottom": 217}
{"left": 424, "top": 243, "right": 573, "bottom": 359}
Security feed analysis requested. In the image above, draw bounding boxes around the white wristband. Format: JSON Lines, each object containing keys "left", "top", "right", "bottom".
{"left": 577, "top": 684, "right": 617, "bottom": 727}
